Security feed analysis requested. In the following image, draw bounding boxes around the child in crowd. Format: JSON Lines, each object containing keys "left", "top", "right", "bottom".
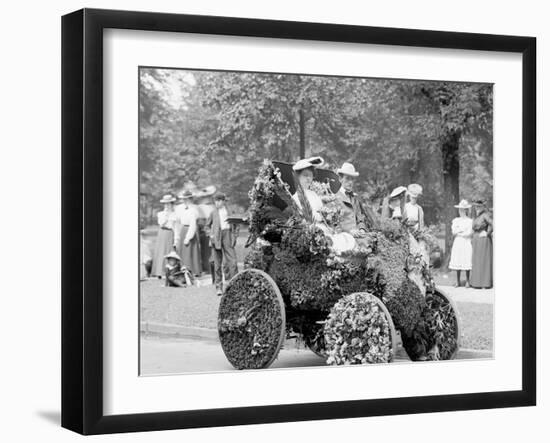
{"left": 164, "top": 250, "right": 195, "bottom": 287}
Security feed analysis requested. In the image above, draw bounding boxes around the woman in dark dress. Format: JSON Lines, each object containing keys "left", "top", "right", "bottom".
{"left": 470, "top": 198, "right": 493, "bottom": 289}
{"left": 174, "top": 190, "right": 202, "bottom": 276}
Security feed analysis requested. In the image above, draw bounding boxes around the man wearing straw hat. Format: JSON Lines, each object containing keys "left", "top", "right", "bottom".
{"left": 334, "top": 162, "right": 376, "bottom": 236}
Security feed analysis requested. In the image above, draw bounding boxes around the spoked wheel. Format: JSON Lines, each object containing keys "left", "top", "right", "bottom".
{"left": 218, "top": 269, "right": 286, "bottom": 369}
{"left": 431, "top": 287, "right": 462, "bottom": 360}
{"left": 324, "top": 292, "right": 398, "bottom": 365}
{"left": 402, "top": 287, "right": 462, "bottom": 361}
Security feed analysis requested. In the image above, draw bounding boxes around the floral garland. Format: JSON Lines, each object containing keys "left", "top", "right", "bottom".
{"left": 247, "top": 160, "right": 297, "bottom": 239}
{"left": 308, "top": 180, "right": 343, "bottom": 229}
{"left": 324, "top": 293, "right": 394, "bottom": 365}
{"left": 244, "top": 238, "right": 275, "bottom": 272}
{"left": 280, "top": 217, "right": 332, "bottom": 262}
{"left": 377, "top": 217, "right": 407, "bottom": 241}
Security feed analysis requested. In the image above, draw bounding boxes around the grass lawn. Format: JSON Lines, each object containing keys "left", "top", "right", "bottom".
{"left": 140, "top": 279, "right": 493, "bottom": 351}
{"left": 140, "top": 279, "right": 220, "bottom": 329}
{"left": 455, "top": 301, "right": 493, "bottom": 351}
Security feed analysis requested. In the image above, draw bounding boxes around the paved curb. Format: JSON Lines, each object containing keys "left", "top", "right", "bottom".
{"left": 140, "top": 321, "right": 219, "bottom": 340}
{"left": 140, "top": 321, "right": 493, "bottom": 358}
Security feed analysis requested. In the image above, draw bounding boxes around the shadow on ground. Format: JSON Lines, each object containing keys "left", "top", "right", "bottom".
{"left": 36, "top": 410, "right": 60, "bottom": 425}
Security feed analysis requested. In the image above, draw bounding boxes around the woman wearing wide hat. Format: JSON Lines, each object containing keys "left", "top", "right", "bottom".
{"left": 174, "top": 190, "right": 202, "bottom": 277}
{"left": 291, "top": 156, "right": 325, "bottom": 223}
{"left": 151, "top": 194, "right": 179, "bottom": 277}
{"left": 470, "top": 198, "right": 493, "bottom": 289}
{"left": 381, "top": 186, "right": 407, "bottom": 220}
{"left": 449, "top": 199, "right": 473, "bottom": 287}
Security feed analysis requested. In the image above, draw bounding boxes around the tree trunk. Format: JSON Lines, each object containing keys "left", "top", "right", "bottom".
{"left": 442, "top": 131, "right": 460, "bottom": 264}
{"left": 299, "top": 108, "right": 306, "bottom": 159}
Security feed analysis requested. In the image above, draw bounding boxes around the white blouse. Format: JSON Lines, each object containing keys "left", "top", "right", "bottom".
{"left": 451, "top": 216, "right": 473, "bottom": 237}
{"left": 157, "top": 210, "right": 178, "bottom": 230}
{"left": 174, "top": 204, "right": 199, "bottom": 243}
{"left": 292, "top": 189, "right": 324, "bottom": 223}
{"left": 404, "top": 202, "right": 419, "bottom": 222}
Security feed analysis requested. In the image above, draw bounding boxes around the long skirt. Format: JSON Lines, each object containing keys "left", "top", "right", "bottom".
{"left": 449, "top": 236, "right": 472, "bottom": 271}
{"left": 151, "top": 228, "right": 174, "bottom": 277}
{"left": 176, "top": 226, "right": 202, "bottom": 276}
{"left": 199, "top": 230, "right": 212, "bottom": 274}
{"left": 470, "top": 234, "right": 493, "bottom": 288}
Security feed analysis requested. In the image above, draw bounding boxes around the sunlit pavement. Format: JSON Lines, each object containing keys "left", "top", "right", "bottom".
{"left": 440, "top": 285, "right": 494, "bottom": 304}
{"left": 140, "top": 335, "right": 492, "bottom": 376}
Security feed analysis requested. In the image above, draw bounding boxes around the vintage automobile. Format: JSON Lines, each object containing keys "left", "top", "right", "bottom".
{"left": 217, "top": 160, "right": 461, "bottom": 369}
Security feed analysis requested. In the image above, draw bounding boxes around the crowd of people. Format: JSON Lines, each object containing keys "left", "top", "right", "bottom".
{"left": 146, "top": 156, "right": 493, "bottom": 294}
{"left": 149, "top": 187, "right": 240, "bottom": 295}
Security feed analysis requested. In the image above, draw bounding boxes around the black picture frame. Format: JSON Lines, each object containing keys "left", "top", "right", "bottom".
{"left": 61, "top": 8, "right": 536, "bottom": 435}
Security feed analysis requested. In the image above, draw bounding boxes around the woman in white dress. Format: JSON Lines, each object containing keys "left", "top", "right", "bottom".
{"left": 449, "top": 199, "right": 473, "bottom": 287}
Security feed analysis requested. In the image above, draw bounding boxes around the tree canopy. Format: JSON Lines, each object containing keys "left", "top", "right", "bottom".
{"left": 139, "top": 68, "right": 493, "bottom": 253}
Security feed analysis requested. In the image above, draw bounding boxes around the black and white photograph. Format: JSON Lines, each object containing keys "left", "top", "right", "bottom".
{"left": 138, "top": 67, "right": 494, "bottom": 374}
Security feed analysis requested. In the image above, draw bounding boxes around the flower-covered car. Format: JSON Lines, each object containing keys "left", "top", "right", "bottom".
{"left": 218, "top": 160, "right": 461, "bottom": 369}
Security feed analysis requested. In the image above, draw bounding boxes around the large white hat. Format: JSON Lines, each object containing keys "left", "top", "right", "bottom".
{"left": 407, "top": 183, "right": 423, "bottom": 198}
{"left": 336, "top": 162, "right": 359, "bottom": 177}
{"left": 454, "top": 199, "right": 471, "bottom": 209}
{"left": 390, "top": 186, "right": 407, "bottom": 198}
{"left": 195, "top": 185, "right": 217, "bottom": 198}
{"left": 292, "top": 156, "right": 325, "bottom": 171}
{"left": 159, "top": 194, "right": 176, "bottom": 204}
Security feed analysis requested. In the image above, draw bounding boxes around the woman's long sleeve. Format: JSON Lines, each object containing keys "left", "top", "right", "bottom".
{"left": 173, "top": 217, "right": 181, "bottom": 245}
{"left": 418, "top": 206, "right": 424, "bottom": 229}
{"left": 451, "top": 219, "right": 459, "bottom": 236}
{"left": 184, "top": 208, "right": 198, "bottom": 243}
{"left": 485, "top": 213, "right": 494, "bottom": 236}
{"left": 461, "top": 219, "right": 473, "bottom": 237}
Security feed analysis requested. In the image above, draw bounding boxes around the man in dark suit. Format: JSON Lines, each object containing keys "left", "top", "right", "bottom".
{"left": 334, "top": 162, "right": 378, "bottom": 236}
{"left": 206, "top": 192, "right": 239, "bottom": 295}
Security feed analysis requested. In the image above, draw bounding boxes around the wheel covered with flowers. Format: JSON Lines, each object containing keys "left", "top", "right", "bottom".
{"left": 218, "top": 269, "right": 286, "bottom": 369}
{"left": 324, "top": 292, "right": 398, "bottom": 365}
